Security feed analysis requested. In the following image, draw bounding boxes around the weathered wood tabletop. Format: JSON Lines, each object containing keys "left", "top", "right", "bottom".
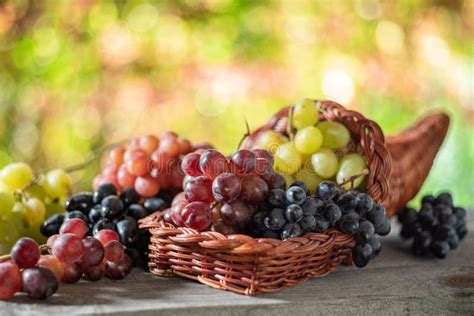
{"left": 1, "top": 217, "right": 473, "bottom": 316}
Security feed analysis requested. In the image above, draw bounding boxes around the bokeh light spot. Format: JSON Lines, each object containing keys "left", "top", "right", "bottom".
{"left": 322, "top": 69, "right": 355, "bottom": 105}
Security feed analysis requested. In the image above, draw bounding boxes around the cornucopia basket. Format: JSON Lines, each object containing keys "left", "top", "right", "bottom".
{"left": 139, "top": 99, "right": 450, "bottom": 295}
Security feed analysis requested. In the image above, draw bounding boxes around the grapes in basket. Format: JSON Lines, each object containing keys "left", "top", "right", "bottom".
{"left": 252, "top": 98, "right": 368, "bottom": 192}
{"left": 398, "top": 192, "right": 468, "bottom": 259}
{"left": 0, "top": 217, "right": 131, "bottom": 300}
{"left": 252, "top": 180, "right": 391, "bottom": 267}
{"left": 0, "top": 162, "right": 72, "bottom": 255}
{"left": 41, "top": 183, "right": 171, "bottom": 268}
{"left": 162, "top": 147, "right": 286, "bottom": 233}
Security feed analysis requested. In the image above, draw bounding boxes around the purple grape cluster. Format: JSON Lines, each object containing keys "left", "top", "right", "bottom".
{"left": 252, "top": 180, "right": 391, "bottom": 267}
{"left": 398, "top": 192, "right": 467, "bottom": 258}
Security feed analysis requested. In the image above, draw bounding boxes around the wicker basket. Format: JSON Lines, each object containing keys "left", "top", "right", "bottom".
{"left": 139, "top": 100, "right": 449, "bottom": 295}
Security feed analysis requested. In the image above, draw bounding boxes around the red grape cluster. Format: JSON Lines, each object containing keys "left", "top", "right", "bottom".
{"left": 163, "top": 148, "right": 286, "bottom": 233}
{"left": 0, "top": 218, "right": 131, "bottom": 300}
{"left": 93, "top": 132, "right": 210, "bottom": 198}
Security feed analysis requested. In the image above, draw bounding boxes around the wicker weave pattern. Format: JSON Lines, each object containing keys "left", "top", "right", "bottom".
{"left": 140, "top": 100, "right": 450, "bottom": 295}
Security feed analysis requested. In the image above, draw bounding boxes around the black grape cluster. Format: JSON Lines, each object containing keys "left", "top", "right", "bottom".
{"left": 41, "top": 184, "right": 172, "bottom": 267}
{"left": 398, "top": 193, "right": 468, "bottom": 259}
{"left": 252, "top": 181, "right": 391, "bottom": 267}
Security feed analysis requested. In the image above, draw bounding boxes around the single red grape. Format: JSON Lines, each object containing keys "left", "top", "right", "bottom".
{"left": 181, "top": 202, "right": 211, "bottom": 231}
{"left": 0, "top": 262, "right": 21, "bottom": 300}
{"left": 79, "top": 237, "right": 105, "bottom": 267}
{"left": 105, "top": 254, "right": 133, "bottom": 280}
{"left": 266, "top": 173, "right": 286, "bottom": 190}
{"left": 126, "top": 149, "right": 149, "bottom": 177}
{"left": 220, "top": 200, "right": 255, "bottom": 228}
{"left": 94, "top": 229, "right": 119, "bottom": 246}
{"left": 199, "top": 149, "right": 229, "bottom": 179}
{"left": 150, "top": 150, "right": 174, "bottom": 172}
{"left": 239, "top": 175, "right": 269, "bottom": 204}
{"left": 47, "top": 234, "right": 59, "bottom": 251}
{"left": 134, "top": 176, "right": 160, "bottom": 197}
{"left": 169, "top": 200, "right": 187, "bottom": 226}
{"left": 231, "top": 149, "right": 256, "bottom": 174}
{"left": 210, "top": 220, "right": 238, "bottom": 235}
{"left": 212, "top": 173, "right": 241, "bottom": 202}
{"left": 11, "top": 237, "right": 40, "bottom": 269}
{"left": 59, "top": 218, "right": 89, "bottom": 238}
{"left": 22, "top": 267, "right": 59, "bottom": 300}
{"left": 83, "top": 263, "right": 105, "bottom": 282}
{"left": 254, "top": 158, "right": 275, "bottom": 181}
{"left": 52, "top": 233, "right": 84, "bottom": 264}
{"left": 184, "top": 176, "right": 214, "bottom": 203}
{"left": 104, "top": 240, "right": 124, "bottom": 263}
{"left": 181, "top": 152, "right": 202, "bottom": 176}
{"left": 117, "top": 163, "right": 136, "bottom": 189}
{"left": 138, "top": 135, "right": 159, "bottom": 154}
{"left": 61, "top": 263, "right": 83, "bottom": 284}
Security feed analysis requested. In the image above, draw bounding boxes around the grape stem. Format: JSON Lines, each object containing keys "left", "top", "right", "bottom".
{"left": 236, "top": 117, "right": 251, "bottom": 150}
{"left": 338, "top": 169, "right": 369, "bottom": 189}
{"left": 0, "top": 244, "right": 50, "bottom": 263}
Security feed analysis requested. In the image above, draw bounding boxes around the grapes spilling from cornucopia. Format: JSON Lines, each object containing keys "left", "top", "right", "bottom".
{"left": 0, "top": 99, "right": 468, "bottom": 300}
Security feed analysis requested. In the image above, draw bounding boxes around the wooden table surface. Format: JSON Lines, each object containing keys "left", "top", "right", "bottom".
{"left": 1, "top": 217, "right": 473, "bottom": 316}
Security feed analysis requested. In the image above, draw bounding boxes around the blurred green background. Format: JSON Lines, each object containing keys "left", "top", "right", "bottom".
{"left": 0, "top": 0, "right": 472, "bottom": 206}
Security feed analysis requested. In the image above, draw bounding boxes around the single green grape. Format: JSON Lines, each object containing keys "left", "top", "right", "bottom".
{"left": 255, "top": 130, "right": 288, "bottom": 154}
{"left": 337, "top": 153, "right": 368, "bottom": 190}
{"left": 6, "top": 202, "right": 31, "bottom": 235}
{"left": 45, "top": 202, "right": 66, "bottom": 219}
{"left": 0, "top": 192, "right": 15, "bottom": 219}
{"left": 274, "top": 142, "right": 303, "bottom": 175}
{"left": 0, "top": 220, "right": 20, "bottom": 250}
{"left": 294, "top": 162, "right": 322, "bottom": 193}
{"left": 24, "top": 224, "right": 47, "bottom": 244}
{"left": 318, "top": 121, "right": 351, "bottom": 149}
{"left": 44, "top": 169, "right": 72, "bottom": 199}
{"left": 292, "top": 98, "right": 318, "bottom": 130}
{"left": 0, "top": 162, "right": 34, "bottom": 190}
{"left": 24, "top": 197, "right": 46, "bottom": 225}
{"left": 311, "top": 148, "right": 338, "bottom": 179}
{"left": 294, "top": 126, "right": 323, "bottom": 155}
{"left": 24, "top": 184, "right": 48, "bottom": 201}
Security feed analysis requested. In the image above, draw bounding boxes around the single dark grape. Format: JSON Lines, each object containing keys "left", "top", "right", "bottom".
{"left": 421, "top": 194, "right": 435, "bottom": 205}
{"left": 433, "top": 204, "right": 452, "bottom": 218}
{"left": 439, "top": 214, "right": 457, "bottom": 227}
{"left": 83, "top": 264, "right": 105, "bottom": 282}
{"left": 400, "top": 222, "right": 422, "bottom": 239}
{"left": 317, "top": 181, "right": 338, "bottom": 201}
{"left": 419, "top": 213, "right": 439, "bottom": 230}
{"left": 457, "top": 222, "right": 468, "bottom": 240}
{"left": 268, "top": 189, "right": 287, "bottom": 207}
{"left": 299, "top": 214, "right": 317, "bottom": 232}
{"left": 289, "top": 181, "right": 310, "bottom": 196}
{"left": 285, "top": 204, "right": 304, "bottom": 223}
{"left": 337, "top": 192, "right": 357, "bottom": 213}
{"left": 433, "top": 225, "right": 456, "bottom": 241}
{"left": 356, "top": 220, "right": 375, "bottom": 242}
{"left": 435, "top": 192, "right": 453, "bottom": 207}
{"left": 367, "top": 204, "right": 390, "bottom": 235}
{"left": 100, "top": 195, "right": 125, "bottom": 220}
{"left": 92, "top": 219, "right": 117, "bottom": 236}
{"left": 143, "top": 197, "right": 168, "bottom": 214}
{"left": 368, "top": 238, "right": 381, "bottom": 258}
{"left": 411, "top": 231, "right": 432, "bottom": 256}
{"left": 352, "top": 243, "right": 373, "bottom": 268}
{"left": 264, "top": 208, "right": 286, "bottom": 230}
{"left": 430, "top": 240, "right": 450, "bottom": 259}
{"left": 301, "top": 197, "right": 324, "bottom": 216}
{"left": 120, "top": 188, "right": 140, "bottom": 206}
{"left": 127, "top": 204, "right": 148, "bottom": 220}
{"left": 354, "top": 193, "right": 374, "bottom": 214}
{"left": 65, "top": 211, "right": 90, "bottom": 225}
{"left": 286, "top": 186, "right": 306, "bottom": 205}
{"left": 397, "top": 207, "right": 418, "bottom": 225}
{"left": 313, "top": 215, "right": 330, "bottom": 232}
{"left": 62, "top": 263, "right": 83, "bottom": 284}
{"left": 281, "top": 223, "right": 303, "bottom": 239}
{"left": 266, "top": 173, "right": 286, "bottom": 191}
{"left": 93, "top": 183, "right": 117, "bottom": 204}
{"left": 452, "top": 207, "right": 466, "bottom": 221}
{"left": 253, "top": 212, "right": 268, "bottom": 232}
{"left": 22, "top": 267, "right": 59, "bottom": 299}
{"left": 263, "top": 230, "right": 280, "bottom": 239}
{"left": 447, "top": 233, "right": 459, "bottom": 250}
{"left": 338, "top": 214, "right": 359, "bottom": 235}
{"left": 66, "top": 192, "right": 94, "bottom": 214}
{"left": 88, "top": 205, "right": 102, "bottom": 223}
{"left": 322, "top": 203, "right": 342, "bottom": 225}
{"left": 40, "top": 214, "right": 65, "bottom": 237}
{"left": 116, "top": 216, "right": 138, "bottom": 246}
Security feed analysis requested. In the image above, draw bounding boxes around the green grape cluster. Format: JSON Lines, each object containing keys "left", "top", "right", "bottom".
{"left": 254, "top": 98, "right": 368, "bottom": 193}
{"left": 0, "top": 163, "right": 72, "bottom": 255}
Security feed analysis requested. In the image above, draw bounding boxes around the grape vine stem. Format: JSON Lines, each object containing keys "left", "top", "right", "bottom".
{"left": 338, "top": 169, "right": 369, "bottom": 189}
